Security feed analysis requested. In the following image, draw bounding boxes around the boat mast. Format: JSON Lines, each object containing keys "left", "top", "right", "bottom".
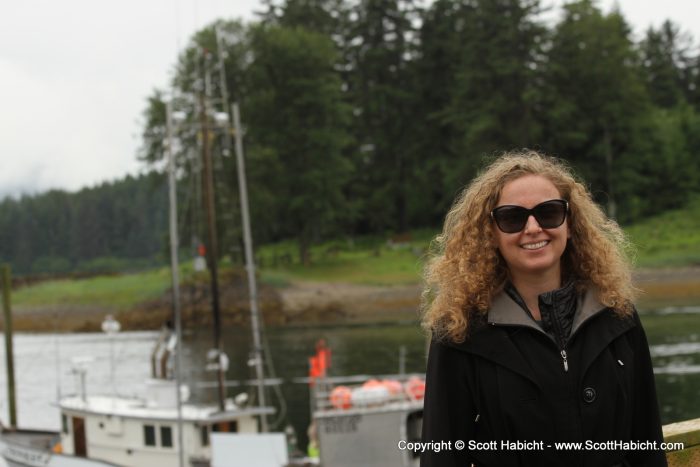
{"left": 215, "top": 26, "right": 268, "bottom": 431}
{"left": 199, "top": 79, "right": 227, "bottom": 412}
{"left": 232, "top": 102, "right": 268, "bottom": 432}
{"left": 1, "top": 264, "right": 17, "bottom": 429}
{"left": 166, "top": 99, "right": 186, "bottom": 467}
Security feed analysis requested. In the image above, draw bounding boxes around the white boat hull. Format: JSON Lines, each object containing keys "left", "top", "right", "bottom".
{"left": 0, "top": 431, "right": 115, "bottom": 467}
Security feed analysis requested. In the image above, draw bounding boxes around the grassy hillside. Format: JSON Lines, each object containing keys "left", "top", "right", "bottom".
{"left": 12, "top": 268, "right": 172, "bottom": 310}
{"left": 256, "top": 230, "right": 435, "bottom": 286}
{"left": 626, "top": 195, "right": 700, "bottom": 267}
{"left": 9, "top": 197, "right": 700, "bottom": 311}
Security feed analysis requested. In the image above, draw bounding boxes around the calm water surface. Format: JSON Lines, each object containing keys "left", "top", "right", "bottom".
{"left": 0, "top": 306, "right": 698, "bottom": 451}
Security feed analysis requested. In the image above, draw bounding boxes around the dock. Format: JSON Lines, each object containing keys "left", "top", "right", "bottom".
{"left": 664, "top": 417, "right": 700, "bottom": 466}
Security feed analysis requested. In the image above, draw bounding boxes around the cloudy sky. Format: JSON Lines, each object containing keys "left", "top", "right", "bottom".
{"left": 1, "top": 0, "right": 697, "bottom": 200}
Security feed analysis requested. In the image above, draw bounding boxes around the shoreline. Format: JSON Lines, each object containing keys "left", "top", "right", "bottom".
{"left": 6, "top": 266, "right": 700, "bottom": 333}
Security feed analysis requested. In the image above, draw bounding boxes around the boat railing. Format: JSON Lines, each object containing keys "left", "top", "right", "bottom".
{"left": 310, "top": 373, "right": 425, "bottom": 414}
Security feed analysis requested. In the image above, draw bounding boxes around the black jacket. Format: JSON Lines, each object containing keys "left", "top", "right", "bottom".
{"left": 421, "top": 286, "right": 667, "bottom": 467}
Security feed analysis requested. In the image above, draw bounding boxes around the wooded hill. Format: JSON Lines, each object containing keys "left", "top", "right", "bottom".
{"left": 0, "top": 173, "right": 168, "bottom": 275}
{"left": 2, "top": 0, "right": 700, "bottom": 274}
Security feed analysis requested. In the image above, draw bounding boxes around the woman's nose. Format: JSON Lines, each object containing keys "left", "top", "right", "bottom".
{"left": 523, "top": 214, "right": 542, "bottom": 234}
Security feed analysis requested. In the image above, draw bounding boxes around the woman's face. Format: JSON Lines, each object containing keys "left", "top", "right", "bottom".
{"left": 492, "top": 174, "right": 569, "bottom": 282}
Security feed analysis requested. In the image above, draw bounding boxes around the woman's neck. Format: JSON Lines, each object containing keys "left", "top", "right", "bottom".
{"left": 511, "top": 272, "right": 561, "bottom": 321}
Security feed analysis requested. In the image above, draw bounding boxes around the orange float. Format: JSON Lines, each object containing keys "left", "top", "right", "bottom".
{"left": 405, "top": 376, "right": 425, "bottom": 400}
{"left": 382, "top": 379, "right": 403, "bottom": 396}
{"left": 329, "top": 385, "right": 352, "bottom": 409}
{"left": 362, "top": 379, "right": 382, "bottom": 388}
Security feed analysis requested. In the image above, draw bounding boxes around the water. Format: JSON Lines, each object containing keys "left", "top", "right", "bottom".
{"left": 0, "top": 309, "right": 698, "bottom": 456}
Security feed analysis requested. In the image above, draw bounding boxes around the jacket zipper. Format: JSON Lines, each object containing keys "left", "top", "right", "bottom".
{"left": 490, "top": 321, "right": 570, "bottom": 372}
{"left": 544, "top": 296, "right": 570, "bottom": 373}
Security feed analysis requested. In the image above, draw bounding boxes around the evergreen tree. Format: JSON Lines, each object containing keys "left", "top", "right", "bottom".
{"left": 344, "top": 0, "right": 422, "bottom": 233}
{"left": 441, "top": 0, "right": 545, "bottom": 193}
{"left": 640, "top": 20, "right": 693, "bottom": 109}
{"left": 410, "top": 0, "right": 471, "bottom": 224}
{"left": 246, "top": 25, "right": 353, "bottom": 264}
{"left": 541, "top": 0, "right": 651, "bottom": 221}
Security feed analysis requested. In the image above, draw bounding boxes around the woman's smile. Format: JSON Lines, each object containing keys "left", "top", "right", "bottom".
{"left": 521, "top": 240, "right": 549, "bottom": 250}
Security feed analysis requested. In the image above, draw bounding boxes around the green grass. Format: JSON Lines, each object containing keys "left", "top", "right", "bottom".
{"left": 257, "top": 230, "right": 434, "bottom": 286}
{"left": 626, "top": 195, "right": 700, "bottom": 268}
{"left": 255, "top": 198, "right": 700, "bottom": 283}
{"left": 9, "top": 198, "right": 700, "bottom": 310}
{"left": 260, "top": 248, "right": 426, "bottom": 286}
{"left": 12, "top": 268, "right": 172, "bottom": 310}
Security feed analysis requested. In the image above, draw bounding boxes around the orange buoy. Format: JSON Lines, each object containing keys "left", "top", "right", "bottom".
{"left": 405, "top": 376, "right": 425, "bottom": 400}
{"left": 382, "top": 379, "right": 403, "bottom": 396}
{"left": 362, "top": 379, "right": 382, "bottom": 388}
{"left": 330, "top": 385, "right": 352, "bottom": 409}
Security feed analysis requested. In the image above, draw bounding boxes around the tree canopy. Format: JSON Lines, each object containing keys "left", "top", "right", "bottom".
{"left": 3, "top": 0, "right": 700, "bottom": 272}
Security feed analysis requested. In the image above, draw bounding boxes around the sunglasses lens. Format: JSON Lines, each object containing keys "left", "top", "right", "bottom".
{"left": 493, "top": 207, "right": 528, "bottom": 233}
{"left": 534, "top": 201, "right": 567, "bottom": 228}
{"left": 492, "top": 200, "right": 567, "bottom": 233}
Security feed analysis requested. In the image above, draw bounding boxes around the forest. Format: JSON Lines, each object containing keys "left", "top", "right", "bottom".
{"left": 1, "top": 0, "right": 699, "bottom": 275}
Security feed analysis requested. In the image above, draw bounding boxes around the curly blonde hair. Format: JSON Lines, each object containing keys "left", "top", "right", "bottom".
{"left": 421, "top": 149, "right": 636, "bottom": 343}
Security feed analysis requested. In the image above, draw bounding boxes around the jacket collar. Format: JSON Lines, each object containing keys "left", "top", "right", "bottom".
{"left": 445, "top": 286, "right": 635, "bottom": 387}
{"left": 488, "top": 284, "right": 608, "bottom": 338}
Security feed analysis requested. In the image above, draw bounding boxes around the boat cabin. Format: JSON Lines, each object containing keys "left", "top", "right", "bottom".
{"left": 57, "top": 379, "right": 273, "bottom": 467}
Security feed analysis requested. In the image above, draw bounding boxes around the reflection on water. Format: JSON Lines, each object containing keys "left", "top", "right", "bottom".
{"left": 654, "top": 364, "right": 700, "bottom": 375}
{"left": 641, "top": 310, "right": 700, "bottom": 424}
{"left": 0, "top": 310, "right": 697, "bottom": 442}
{"left": 649, "top": 306, "right": 700, "bottom": 315}
{"left": 651, "top": 342, "right": 700, "bottom": 358}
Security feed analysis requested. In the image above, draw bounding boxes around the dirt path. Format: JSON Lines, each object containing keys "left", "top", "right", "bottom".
{"left": 278, "top": 266, "right": 700, "bottom": 322}
{"left": 633, "top": 266, "right": 700, "bottom": 284}
{"left": 633, "top": 267, "right": 700, "bottom": 307}
{"left": 277, "top": 281, "right": 423, "bottom": 323}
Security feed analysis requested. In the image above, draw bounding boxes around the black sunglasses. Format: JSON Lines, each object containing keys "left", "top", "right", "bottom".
{"left": 491, "top": 199, "right": 569, "bottom": 233}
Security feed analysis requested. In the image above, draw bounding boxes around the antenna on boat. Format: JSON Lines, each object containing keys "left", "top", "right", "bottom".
{"left": 101, "top": 314, "right": 121, "bottom": 395}
{"left": 215, "top": 24, "right": 269, "bottom": 432}
{"left": 70, "top": 356, "right": 94, "bottom": 402}
{"left": 166, "top": 97, "right": 186, "bottom": 467}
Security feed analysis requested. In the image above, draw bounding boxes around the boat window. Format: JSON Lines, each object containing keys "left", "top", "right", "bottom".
{"left": 161, "top": 426, "right": 173, "bottom": 448}
{"left": 144, "top": 425, "right": 156, "bottom": 447}
{"left": 212, "top": 420, "right": 238, "bottom": 433}
{"left": 61, "top": 414, "right": 68, "bottom": 434}
{"left": 201, "top": 426, "right": 209, "bottom": 447}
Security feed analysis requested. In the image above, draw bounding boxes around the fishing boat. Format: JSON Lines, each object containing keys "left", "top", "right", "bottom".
{"left": 308, "top": 373, "right": 424, "bottom": 467}
{"left": 0, "top": 324, "right": 281, "bottom": 467}
{"left": 0, "top": 84, "right": 288, "bottom": 465}
{"left": 302, "top": 341, "right": 424, "bottom": 467}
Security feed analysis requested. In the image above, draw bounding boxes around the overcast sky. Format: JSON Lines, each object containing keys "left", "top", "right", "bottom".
{"left": 1, "top": 0, "right": 697, "bottom": 200}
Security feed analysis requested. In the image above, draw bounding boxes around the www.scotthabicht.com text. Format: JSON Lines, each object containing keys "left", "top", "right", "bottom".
{"left": 397, "top": 440, "right": 684, "bottom": 453}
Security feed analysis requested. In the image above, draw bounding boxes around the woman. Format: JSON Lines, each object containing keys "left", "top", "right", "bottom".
{"left": 420, "top": 150, "right": 666, "bottom": 466}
